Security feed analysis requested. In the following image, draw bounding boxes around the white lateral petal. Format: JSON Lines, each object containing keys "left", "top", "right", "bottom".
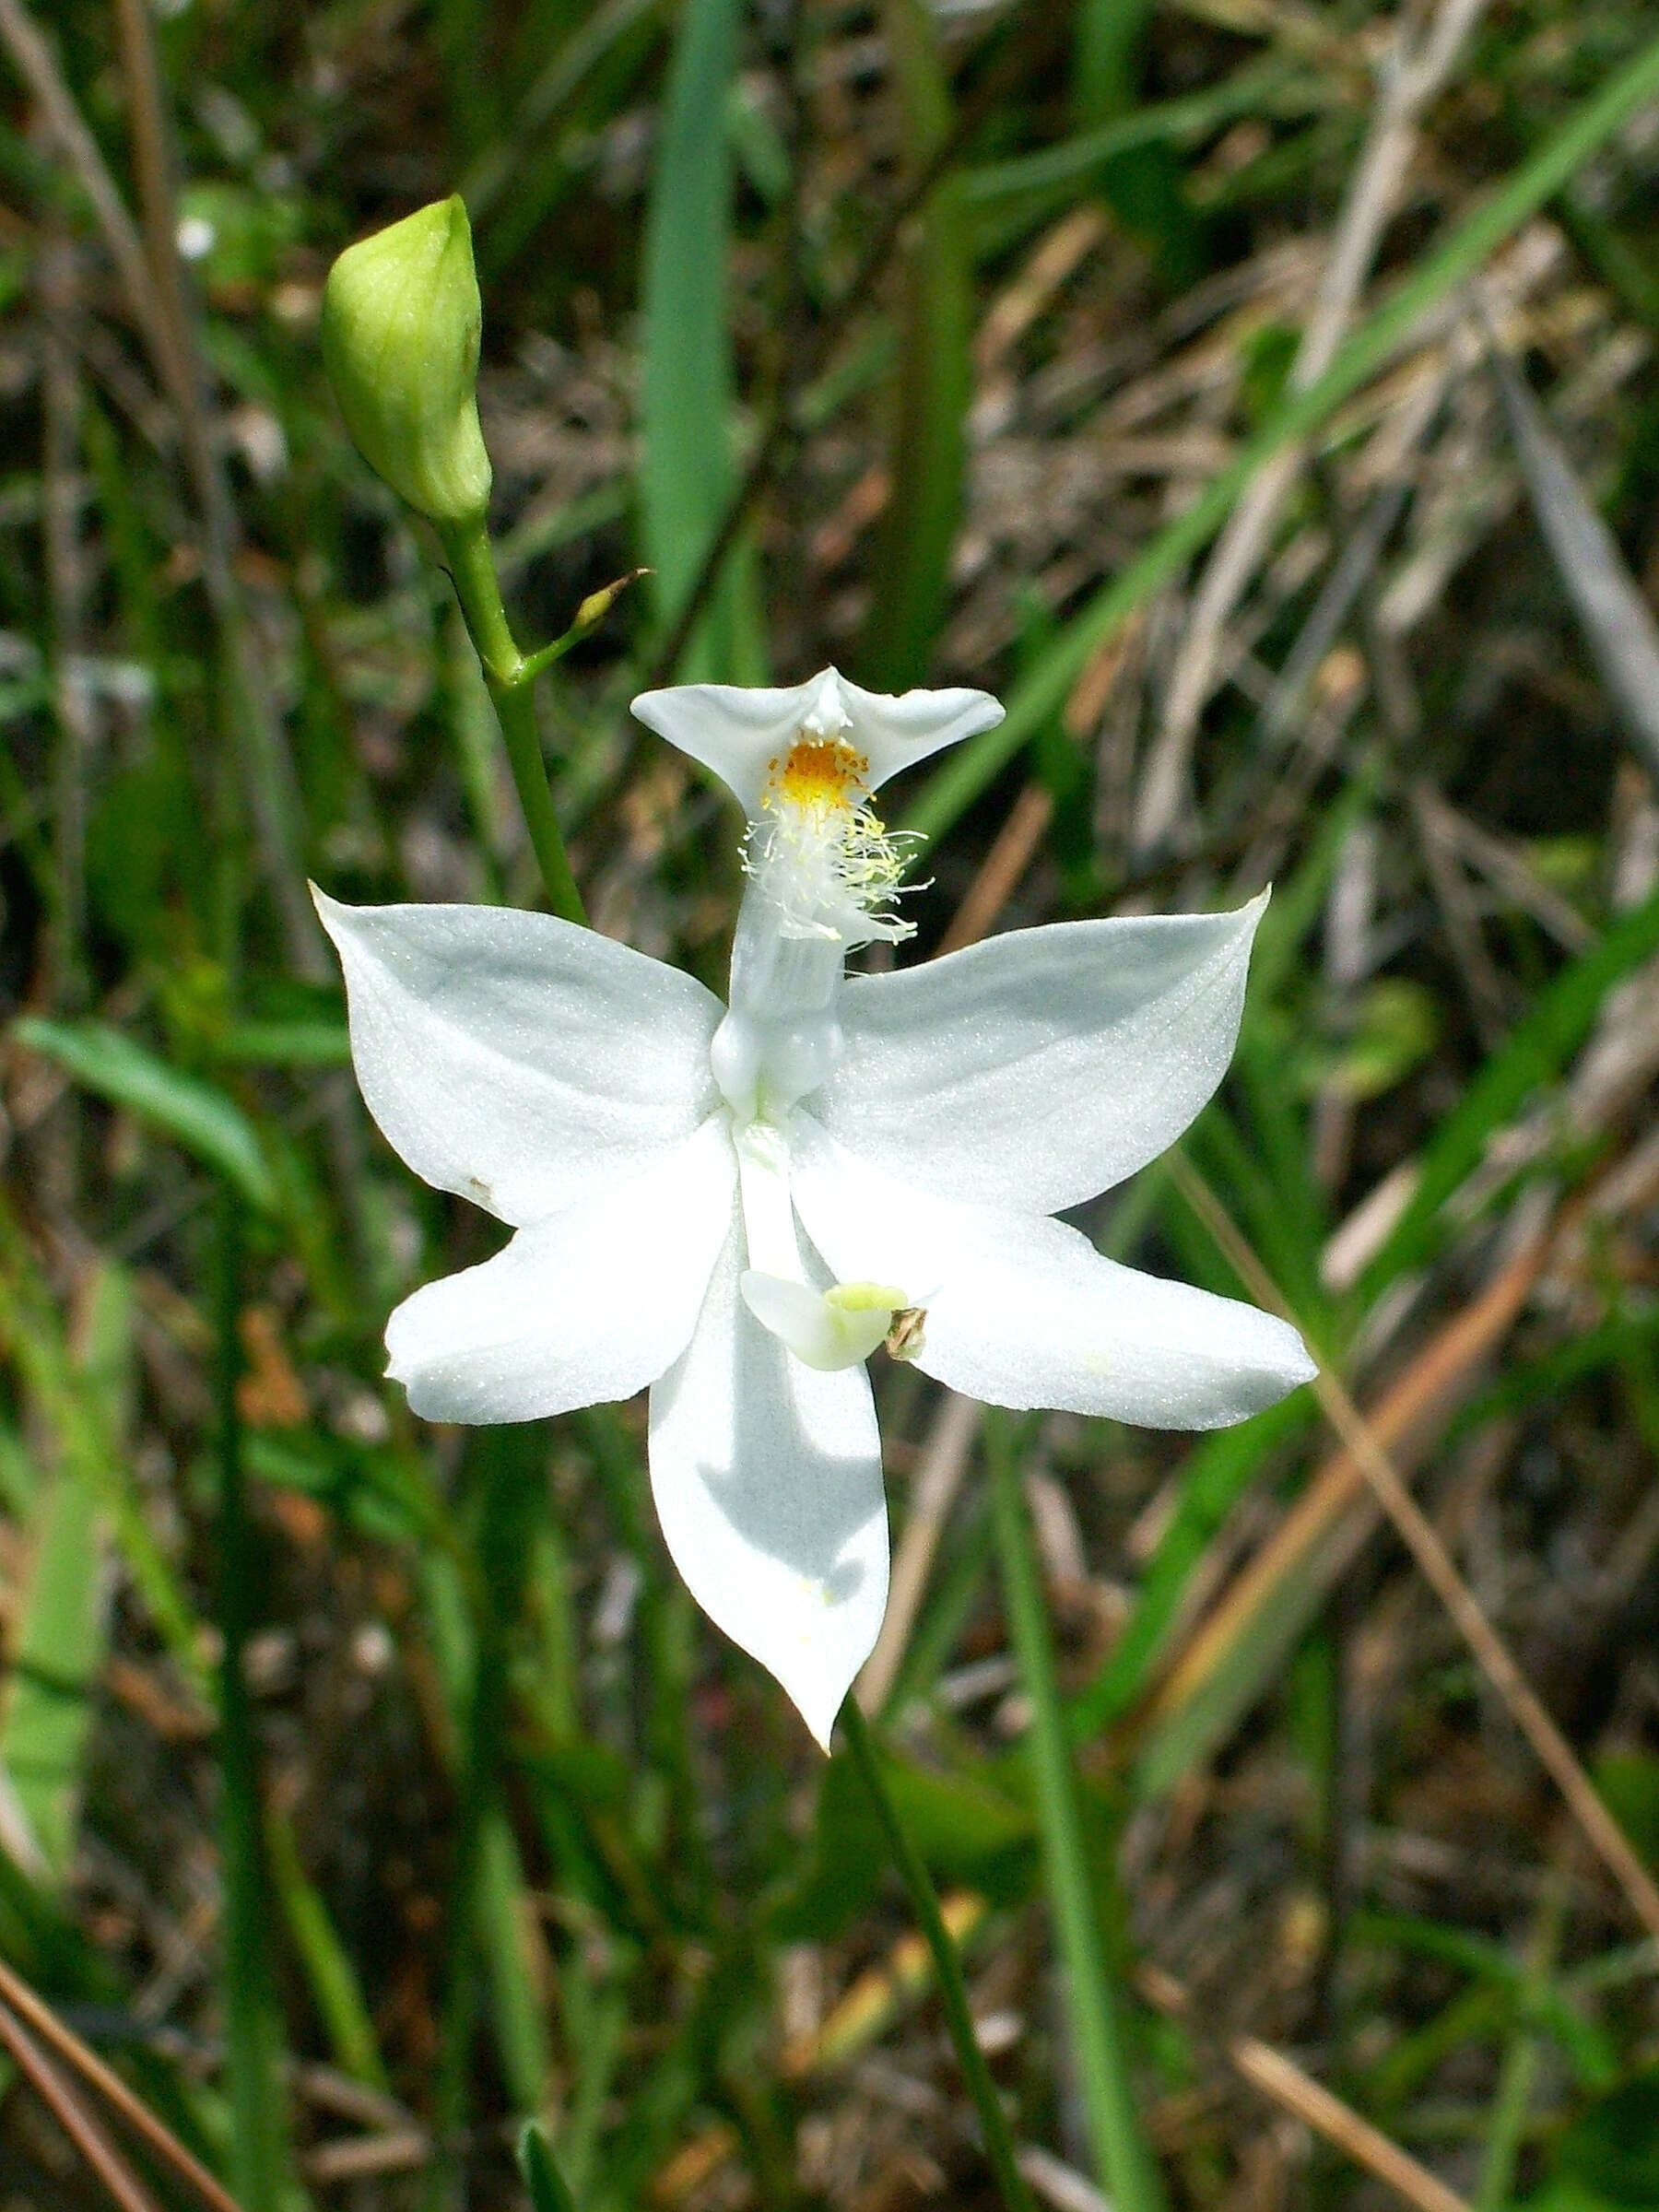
{"left": 648, "top": 1221, "right": 888, "bottom": 1748}
{"left": 630, "top": 668, "right": 1002, "bottom": 816}
{"left": 814, "top": 897, "right": 1267, "bottom": 1214}
{"left": 793, "top": 1119, "right": 1316, "bottom": 1431}
{"left": 316, "top": 890, "right": 723, "bottom": 1225}
{"left": 385, "top": 1116, "right": 735, "bottom": 1422}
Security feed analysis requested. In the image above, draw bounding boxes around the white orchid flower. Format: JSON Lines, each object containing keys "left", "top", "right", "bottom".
{"left": 316, "top": 667, "right": 1314, "bottom": 1747}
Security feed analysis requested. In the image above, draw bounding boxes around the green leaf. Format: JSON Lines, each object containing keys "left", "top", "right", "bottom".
{"left": 1317, "top": 977, "right": 1440, "bottom": 1102}
{"left": 638, "top": 0, "right": 762, "bottom": 681}
{"left": 1360, "top": 878, "right": 1659, "bottom": 1295}
{"left": 479, "top": 1807, "right": 555, "bottom": 2113}
{"left": 1067, "top": 1394, "right": 1316, "bottom": 1743}
{"left": 777, "top": 1742, "right": 1035, "bottom": 1941}
{"left": 211, "top": 1021, "right": 352, "bottom": 1068}
{"left": 1, "top": 1471, "right": 107, "bottom": 1877}
{"left": 1593, "top": 1754, "right": 1659, "bottom": 1876}
{"left": 1, "top": 1265, "right": 123, "bottom": 1877}
{"left": 1556, "top": 2075, "right": 1659, "bottom": 2205}
{"left": 0, "top": 1232, "right": 206, "bottom": 1707}
{"left": 963, "top": 57, "right": 1304, "bottom": 209}
{"left": 264, "top": 1804, "right": 391, "bottom": 2093}
{"left": 519, "top": 2123, "right": 579, "bottom": 2212}
{"left": 12, "top": 1018, "right": 277, "bottom": 1212}
{"left": 1071, "top": 0, "right": 1197, "bottom": 284}
{"left": 860, "top": 1, "right": 969, "bottom": 689}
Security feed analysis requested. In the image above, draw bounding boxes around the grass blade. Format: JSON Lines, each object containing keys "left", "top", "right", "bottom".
{"left": 0, "top": 1267, "right": 129, "bottom": 1878}
{"left": 479, "top": 1806, "right": 554, "bottom": 2116}
{"left": 966, "top": 56, "right": 1300, "bottom": 207}
{"left": 1133, "top": 1218, "right": 1547, "bottom": 1799}
{"left": 519, "top": 2122, "right": 579, "bottom": 2212}
{"left": 13, "top": 1018, "right": 276, "bottom": 1213}
{"left": 988, "top": 1416, "right": 1168, "bottom": 2212}
{"left": 1488, "top": 335, "right": 1659, "bottom": 782}
{"left": 1359, "top": 879, "right": 1659, "bottom": 1296}
{"left": 902, "top": 24, "right": 1659, "bottom": 846}
{"left": 2, "top": 1470, "right": 106, "bottom": 1879}
{"left": 839, "top": 1699, "right": 1036, "bottom": 2212}
{"left": 264, "top": 1805, "right": 390, "bottom": 2095}
{"left": 0, "top": 1220, "right": 207, "bottom": 1707}
{"left": 213, "top": 1194, "right": 295, "bottom": 2212}
{"left": 638, "top": 0, "right": 761, "bottom": 681}
{"left": 861, "top": 1, "right": 969, "bottom": 688}
{"left": 1067, "top": 1395, "right": 1316, "bottom": 1743}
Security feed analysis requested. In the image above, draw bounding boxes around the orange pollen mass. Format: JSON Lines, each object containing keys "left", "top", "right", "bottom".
{"left": 766, "top": 736, "right": 869, "bottom": 813}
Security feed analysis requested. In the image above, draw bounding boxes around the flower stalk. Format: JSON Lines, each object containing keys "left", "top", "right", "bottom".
{"left": 839, "top": 1696, "right": 1035, "bottom": 2212}
{"left": 438, "top": 518, "right": 587, "bottom": 928}
{"left": 988, "top": 1413, "right": 1168, "bottom": 2212}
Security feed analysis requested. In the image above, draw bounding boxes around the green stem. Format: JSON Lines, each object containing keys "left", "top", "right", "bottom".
{"left": 215, "top": 1190, "right": 291, "bottom": 2212}
{"left": 987, "top": 1416, "right": 1168, "bottom": 2212}
{"left": 439, "top": 520, "right": 587, "bottom": 926}
{"left": 1475, "top": 1883, "right": 1561, "bottom": 2212}
{"left": 838, "top": 1698, "right": 1035, "bottom": 2212}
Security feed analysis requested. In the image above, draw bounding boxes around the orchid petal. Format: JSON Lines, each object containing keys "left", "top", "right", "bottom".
{"left": 317, "top": 890, "right": 723, "bottom": 1225}
{"left": 648, "top": 1221, "right": 888, "bottom": 1749}
{"left": 385, "top": 1117, "right": 734, "bottom": 1422}
{"left": 630, "top": 667, "right": 1002, "bottom": 817}
{"left": 813, "top": 897, "right": 1267, "bottom": 1216}
{"left": 793, "top": 1120, "right": 1315, "bottom": 1430}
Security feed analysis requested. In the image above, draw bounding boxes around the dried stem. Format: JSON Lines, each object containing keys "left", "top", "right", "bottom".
{"left": 0, "top": 1952, "right": 244, "bottom": 2212}
{"left": 1138, "top": 1966, "right": 1472, "bottom": 2212}
{"left": 1169, "top": 1150, "right": 1659, "bottom": 1943}
{"left": 0, "top": 1998, "right": 167, "bottom": 2212}
{"left": 1133, "top": 0, "right": 1491, "bottom": 852}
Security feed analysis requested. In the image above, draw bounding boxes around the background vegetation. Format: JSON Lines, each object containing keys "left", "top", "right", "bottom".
{"left": 4, "top": 0, "right": 1659, "bottom": 2207}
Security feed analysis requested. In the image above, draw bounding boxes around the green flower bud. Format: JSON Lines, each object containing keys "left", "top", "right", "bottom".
{"left": 322, "top": 195, "right": 492, "bottom": 526}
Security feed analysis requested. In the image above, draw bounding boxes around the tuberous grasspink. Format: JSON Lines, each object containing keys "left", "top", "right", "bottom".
{"left": 318, "top": 667, "right": 1315, "bottom": 1746}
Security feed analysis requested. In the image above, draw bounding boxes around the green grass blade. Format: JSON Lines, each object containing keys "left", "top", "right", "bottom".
{"left": 2, "top": 1470, "right": 107, "bottom": 1877}
{"left": 1066, "top": 1394, "right": 1316, "bottom": 1742}
{"left": 840, "top": 1699, "right": 1037, "bottom": 2212}
{"left": 13, "top": 1018, "right": 277, "bottom": 1212}
{"left": 902, "top": 24, "right": 1659, "bottom": 846}
{"left": 0, "top": 1226, "right": 208, "bottom": 1706}
{"left": 638, "top": 0, "right": 761, "bottom": 681}
{"left": 210, "top": 1021, "right": 352, "bottom": 1068}
{"left": 1359, "top": 878, "right": 1659, "bottom": 1297}
{"left": 214, "top": 1195, "right": 298, "bottom": 2212}
{"left": 861, "top": 0, "right": 968, "bottom": 689}
{"left": 519, "top": 2123, "right": 580, "bottom": 2212}
{"left": 264, "top": 1805, "right": 391, "bottom": 2093}
{"left": 479, "top": 1806, "right": 555, "bottom": 2115}
{"left": 0, "top": 1265, "right": 131, "bottom": 1877}
{"left": 965, "top": 57, "right": 1303, "bottom": 206}
{"left": 988, "top": 1416, "right": 1167, "bottom": 2212}
{"left": 860, "top": 172, "right": 970, "bottom": 688}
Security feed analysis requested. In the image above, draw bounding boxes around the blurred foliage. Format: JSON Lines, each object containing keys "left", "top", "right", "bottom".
{"left": 2, "top": 0, "right": 1659, "bottom": 2207}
